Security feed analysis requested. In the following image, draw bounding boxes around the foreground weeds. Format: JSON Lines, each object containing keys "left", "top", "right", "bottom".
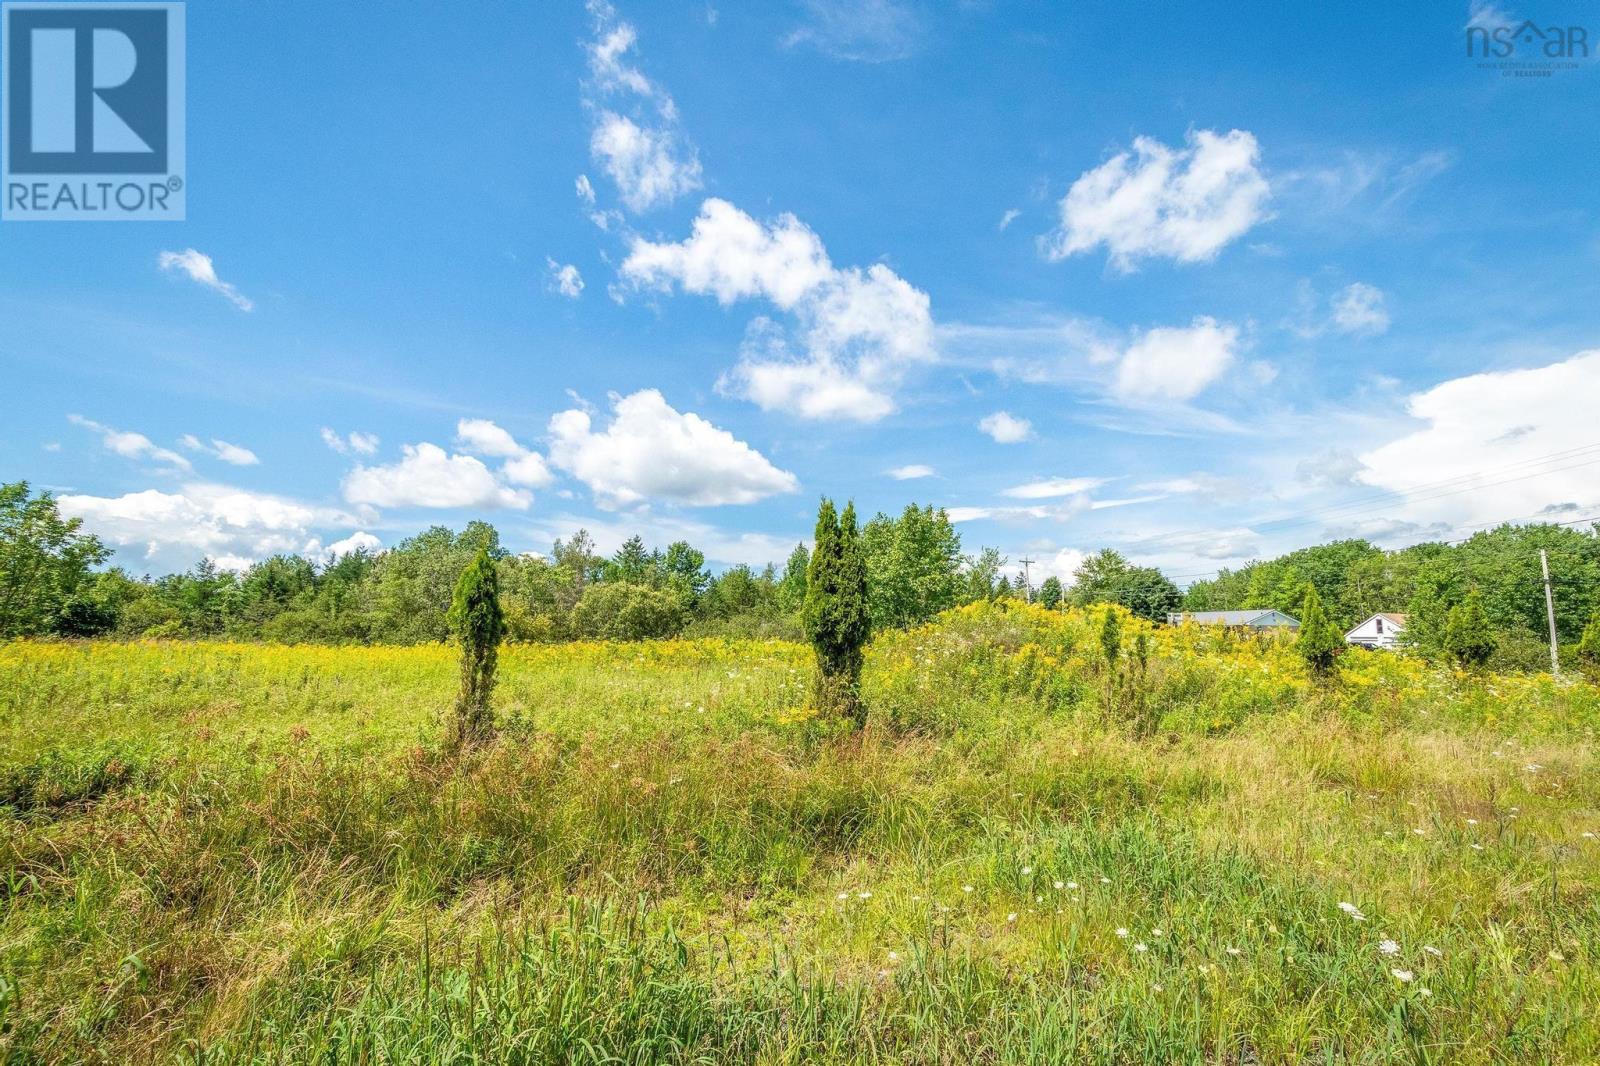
{"left": 2, "top": 604, "right": 1597, "bottom": 1062}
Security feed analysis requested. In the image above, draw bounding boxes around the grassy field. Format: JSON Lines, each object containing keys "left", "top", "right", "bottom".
{"left": 1, "top": 601, "right": 1598, "bottom": 1063}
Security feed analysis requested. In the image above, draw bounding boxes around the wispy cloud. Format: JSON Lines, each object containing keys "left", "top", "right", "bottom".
{"left": 582, "top": 1, "right": 702, "bottom": 213}
{"left": 69, "top": 414, "right": 191, "bottom": 472}
{"left": 783, "top": 0, "right": 926, "bottom": 62}
{"left": 157, "top": 249, "right": 254, "bottom": 311}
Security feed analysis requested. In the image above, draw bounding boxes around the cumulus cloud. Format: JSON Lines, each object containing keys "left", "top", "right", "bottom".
{"left": 69, "top": 415, "right": 191, "bottom": 472}
{"left": 1033, "top": 547, "right": 1088, "bottom": 585}
{"left": 1331, "top": 282, "right": 1390, "bottom": 336}
{"left": 1044, "top": 129, "right": 1270, "bottom": 271}
{"left": 583, "top": 3, "right": 702, "bottom": 212}
{"left": 157, "top": 249, "right": 254, "bottom": 311}
{"left": 1113, "top": 316, "right": 1240, "bottom": 402}
{"left": 978, "top": 411, "right": 1032, "bottom": 443}
{"left": 318, "top": 530, "right": 382, "bottom": 560}
{"left": 454, "top": 418, "right": 555, "bottom": 488}
{"left": 887, "top": 464, "right": 936, "bottom": 480}
{"left": 58, "top": 483, "right": 363, "bottom": 573}
{"left": 547, "top": 388, "right": 799, "bottom": 508}
{"left": 1357, "top": 350, "right": 1600, "bottom": 529}
{"left": 1296, "top": 448, "right": 1367, "bottom": 490}
{"left": 623, "top": 198, "right": 935, "bottom": 420}
{"left": 546, "top": 258, "right": 585, "bottom": 298}
{"left": 342, "top": 443, "right": 532, "bottom": 511}
{"left": 179, "top": 434, "right": 260, "bottom": 466}
{"left": 320, "top": 428, "right": 379, "bottom": 456}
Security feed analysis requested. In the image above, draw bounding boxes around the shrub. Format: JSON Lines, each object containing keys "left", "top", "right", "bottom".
{"left": 1295, "top": 584, "right": 1342, "bottom": 677}
{"left": 1444, "top": 588, "right": 1496, "bottom": 669}
{"left": 571, "top": 583, "right": 685, "bottom": 641}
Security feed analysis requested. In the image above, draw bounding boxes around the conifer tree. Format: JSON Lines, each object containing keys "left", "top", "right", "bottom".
{"left": 446, "top": 548, "right": 504, "bottom": 748}
{"left": 1295, "top": 584, "right": 1342, "bottom": 677}
{"left": 1444, "top": 588, "right": 1496, "bottom": 669}
{"left": 1038, "top": 576, "right": 1063, "bottom": 610}
{"left": 802, "top": 498, "right": 872, "bottom": 728}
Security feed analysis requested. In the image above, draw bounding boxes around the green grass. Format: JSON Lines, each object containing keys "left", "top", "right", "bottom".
{"left": 2, "top": 606, "right": 1598, "bottom": 1063}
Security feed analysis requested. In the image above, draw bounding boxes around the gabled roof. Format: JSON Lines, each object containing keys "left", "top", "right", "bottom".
{"left": 1345, "top": 612, "right": 1408, "bottom": 637}
{"left": 1167, "top": 609, "right": 1300, "bottom": 627}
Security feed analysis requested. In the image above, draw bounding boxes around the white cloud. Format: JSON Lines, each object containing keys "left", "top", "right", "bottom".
{"left": 1133, "top": 472, "right": 1252, "bottom": 502}
{"left": 887, "top": 464, "right": 935, "bottom": 480}
{"left": 320, "top": 428, "right": 379, "bottom": 456}
{"left": 1113, "top": 317, "right": 1239, "bottom": 402}
{"left": 1356, "top": 350, "right": 1600, "bottom": 530}
{"left": 528, "top": 511, "right": 796, "bottom": 569}
{"left": 546, "top": 258, "right": 585, "bottom": 298}
{"left": 342, "top": 443, "right": 532, "bottom": 511}
{"left": 1144, "top": 527, "right": 1265, "bottom": 562}
{"left": 1035, "top": 548, "right": 1088, "bottom": 585}
{"left": 454, "top": 418, "right": 555, "bottom": 488}
{"left": 978, "top": 411, "right": 1033, "bottom": 443}
{"left": 1331, "top": 282, "right": 1390, "bottom": 336}
{"left": 547, "top": 388, "right": 798, "bottom": 508}
{"left": 1296, "top": 448, "right": 1367, "bottom": 490}
{"left": 623, "top": 198, "right": 934, "bottom": 421}
{"left": 318, "top": 530, "right": 381, "bottom": 561}
{"left": 157, "top": 249, "right": 254, "bottom": 311}
{"left": 1466, "top": 1, "right": 1514, "bottom": 30}
{"left": 782, "top": 0, "right": 924, "bottom": 61}
{"left": 998, "top": 209, "right": 1021, "bottom": 231}
{"left": 454, "top": 418, "right": 524, "bottom": 458}
{"left": 1001, "top": 476, "right": 1108, "bottom": 499}
{"left": 575, "top": 174, "right": 596, "bottom": 204}
{"left": 69, "top": 415, "right": 191, "bottom": 472}
{"left": 590, "top": 113, "right": 704, "bottom": 214}
{"left": 58, "top": 483, "right": 361, "bottom": 573}
{"left": 180, "top": 434, "right": 260, "bottom": 466}
{"left": 583, "top": 3, "right": 702, "bottom": 212}
{"left": 1044, "top": 129, "right": 1270, "bottom": 271}
{"left": 946, "top": 498, "right": 1092, "bottom": 524}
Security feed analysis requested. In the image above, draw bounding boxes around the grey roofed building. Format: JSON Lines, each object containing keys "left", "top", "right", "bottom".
{"left": 1165, "top": 609, "right": 1301, "bottom": 629}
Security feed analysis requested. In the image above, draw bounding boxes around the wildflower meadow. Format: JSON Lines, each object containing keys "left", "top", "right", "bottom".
{"left": 2, "top": 602, "right": 1598, "bottom": 1062}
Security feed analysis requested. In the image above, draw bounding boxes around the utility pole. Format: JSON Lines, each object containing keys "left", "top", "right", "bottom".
{"left": 1540, "top": 549, "right": 1561, "bottom": 676}
{"left": 1019, "top": 557, "right": 1036, "bottom": 602}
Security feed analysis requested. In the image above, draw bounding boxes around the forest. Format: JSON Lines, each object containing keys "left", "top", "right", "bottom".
{"left": 4, "top": 479, "right": 1599, "bottom": 673}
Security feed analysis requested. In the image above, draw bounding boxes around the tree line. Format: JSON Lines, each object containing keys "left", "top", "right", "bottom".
{"left": 3, "top": 479, "right": 1599, "bottom": 674}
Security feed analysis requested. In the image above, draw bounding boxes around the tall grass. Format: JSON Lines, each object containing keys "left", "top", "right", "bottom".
{"left": 1, "top": 603, "right": 1597, "bottom": 1062}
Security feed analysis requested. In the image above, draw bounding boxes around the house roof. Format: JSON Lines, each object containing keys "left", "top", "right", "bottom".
{"left": 1166, "top": 609, "right": 1301, "bottom": 627}
{"left": 1345, "top": 612, "right": 1408, "bottom": 637}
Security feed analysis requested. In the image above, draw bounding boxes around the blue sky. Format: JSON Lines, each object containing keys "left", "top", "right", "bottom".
{"left": 4, "top": 0, "right": 1599, "bottom": 583}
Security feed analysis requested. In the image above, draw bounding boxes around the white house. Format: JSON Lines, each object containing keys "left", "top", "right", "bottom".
{"left": 1345, "top": 612, "right": 1406, "bottom": 650}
